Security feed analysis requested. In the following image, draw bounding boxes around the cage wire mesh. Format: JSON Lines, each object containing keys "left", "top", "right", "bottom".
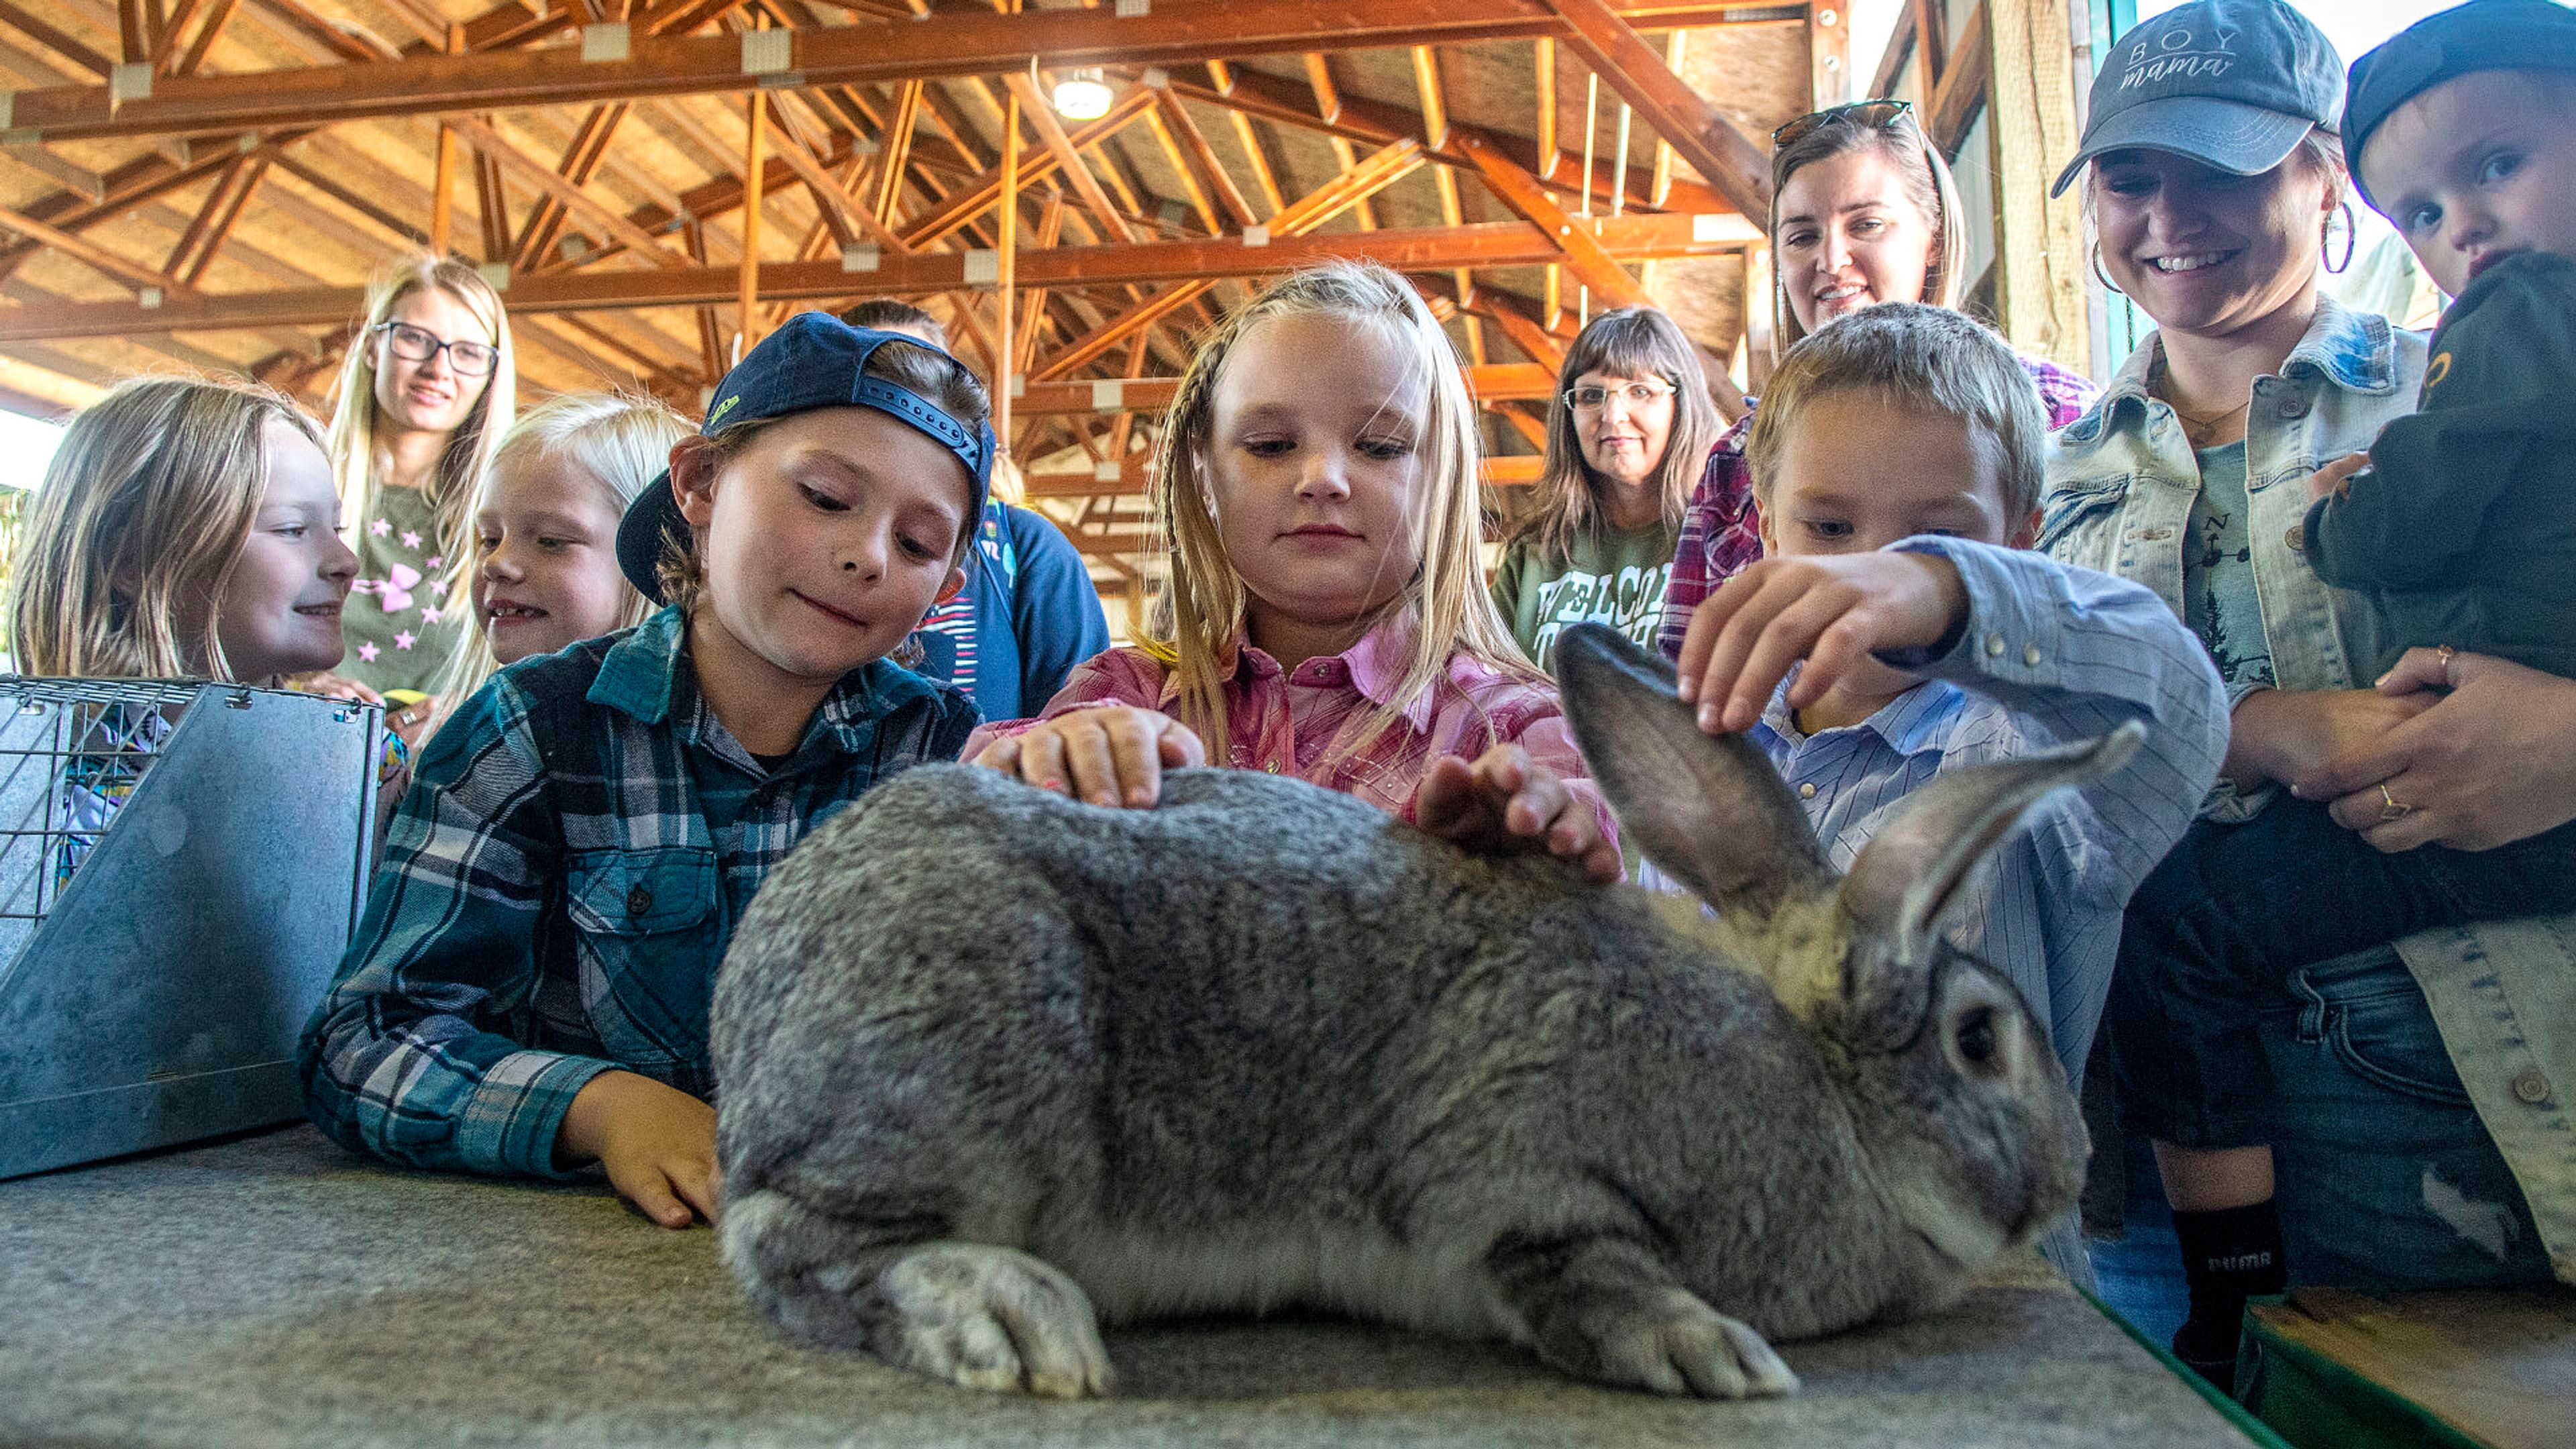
{"left": 0, "top": 678, "right": 213, "bottom": 938}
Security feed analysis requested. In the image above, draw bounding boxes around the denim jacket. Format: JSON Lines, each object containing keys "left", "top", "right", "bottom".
{"left": 2045, "top": 300, "right": 2576, "bottom": 1284}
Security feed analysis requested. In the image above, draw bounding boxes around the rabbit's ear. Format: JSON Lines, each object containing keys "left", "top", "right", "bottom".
{"left": 1839, "top": 720, "right": 2145, "bottom": 969}
{"left": 1555, "top": 622, "right": 1834, "bottom": 920}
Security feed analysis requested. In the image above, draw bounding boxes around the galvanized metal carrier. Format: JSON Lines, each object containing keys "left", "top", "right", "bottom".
{"left": 0, "top": 680, "right": 381, "bottom": 1180}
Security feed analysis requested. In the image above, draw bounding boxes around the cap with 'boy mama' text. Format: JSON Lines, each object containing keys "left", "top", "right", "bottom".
{"left": 615, "top": 311, "right": 996, "bottom": 602}
{"left": 2345, "top": 0, "right": 2576, "bottom": 210}
{"left": 2050, "top": 0, "right": 2345, "bottom": 198}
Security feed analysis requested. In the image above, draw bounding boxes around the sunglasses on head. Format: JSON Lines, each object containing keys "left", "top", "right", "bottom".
{"left": 1772, "top": 98, "right": 1915, "bottom": 150}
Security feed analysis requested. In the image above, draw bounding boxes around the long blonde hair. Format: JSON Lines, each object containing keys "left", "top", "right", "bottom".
{"left": 10, "top": 375, "right": 323, "bottom": 679}
{"left": 1146, "top": 261, "right": 1535, "bottom": 758}
{"left": 1768, "top": 103, "right": 1971, "bottom": 358}
{"left": 428, "top": 391, "right": 690, "bottom": 715}
{"left": 1517, "top": 306, "right": 1722, "bottom": 565}
{"left": 327, "top": 254, "right": 517, "bottom": 598}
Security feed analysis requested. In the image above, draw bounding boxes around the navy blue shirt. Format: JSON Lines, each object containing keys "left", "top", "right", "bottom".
{"left": 909, "top": 500, "right": 1112, "bottom": 721}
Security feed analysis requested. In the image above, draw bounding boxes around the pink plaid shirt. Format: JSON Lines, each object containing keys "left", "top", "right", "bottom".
{"left": 1654, "top": 352, "right": 2101, "bottom": 660}
{"left": 962, "top": 622, "right": 1617, "bottom": 848}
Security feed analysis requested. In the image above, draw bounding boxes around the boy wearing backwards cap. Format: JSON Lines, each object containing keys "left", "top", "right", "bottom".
{"left": 2096, "top": 0, "right": 2576, "bottom": 1391}
{"left": 302, "top": 314, "right": 989, "bottom": 1228}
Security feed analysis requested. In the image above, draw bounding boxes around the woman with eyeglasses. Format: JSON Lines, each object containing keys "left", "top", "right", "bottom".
{"left": 1489, "top": 306, "right": 1718, "bottom": 673}
{"left": 1651, "top": 97, "right": 2100, "bottom": 662}
{"left": 321, "top": 254, "right": 517, "bottom": 724}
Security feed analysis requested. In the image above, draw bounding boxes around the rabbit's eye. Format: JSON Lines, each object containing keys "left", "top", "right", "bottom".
{"left": 1955, "top": 1007, "right": 1998, "bottom": 1069}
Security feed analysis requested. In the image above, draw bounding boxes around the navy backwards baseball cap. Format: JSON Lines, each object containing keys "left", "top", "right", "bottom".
{"left": 2345, "top": 0, "right": 2576, "bottom": 211}
{"left": 2051, "top": 0, "right": 2345, "bottom": 198}
{"left": 616, "top": 310, "right": 996, "bottom": 602}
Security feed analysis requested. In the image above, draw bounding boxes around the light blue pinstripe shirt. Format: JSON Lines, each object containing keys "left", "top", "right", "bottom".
{"left": 1748, "top": 537, "right": 2229, "bottom": 1093}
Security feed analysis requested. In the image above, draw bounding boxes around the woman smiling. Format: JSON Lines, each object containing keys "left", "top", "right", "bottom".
{"left": 1653, "top": 99, "right": 2098, "bottom": 661}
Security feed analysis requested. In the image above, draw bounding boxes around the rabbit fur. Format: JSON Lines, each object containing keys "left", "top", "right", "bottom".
{"left": 712, "top": 623, "right": 2112, "bottom": 1401}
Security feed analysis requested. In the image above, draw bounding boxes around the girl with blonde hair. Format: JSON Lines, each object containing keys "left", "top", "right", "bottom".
{"left": 1652, "top": 99, "right": 2100, "bottom": 661}
{"left": 326, "top": 252, "right": 516, "bottom": 716}
{"left": 963, "top": 260, "right": 1619, "bottom": 882}
{"left": 13, "top": 374, "right": 352, "bottom": 683}
{"left": 9, "top": 374, "right": 367, "bottom": 869}
{"left": 427, "top": 391, "right": 690, "bottom": 727}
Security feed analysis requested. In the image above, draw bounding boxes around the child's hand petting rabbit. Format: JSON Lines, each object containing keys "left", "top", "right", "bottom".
{"left": 1675, "top": 551, "right": 1969, "bottom": 733}
{"left": 1414, "top": 742, "right": 1622, "bottom": 882}
{"left": 970, "top": 704, "right": 1208, "bottom": 807}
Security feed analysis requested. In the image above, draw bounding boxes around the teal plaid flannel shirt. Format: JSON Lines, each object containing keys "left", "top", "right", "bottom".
{"left": 298, "top": 607, "right": 978, "bottom": 1179}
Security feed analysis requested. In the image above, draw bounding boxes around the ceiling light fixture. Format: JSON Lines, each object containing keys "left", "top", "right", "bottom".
{"left": 1052, "top": 68, "right": 1114, "bottom": 121}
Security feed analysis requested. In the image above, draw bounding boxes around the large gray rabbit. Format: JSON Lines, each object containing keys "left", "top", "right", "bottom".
{"left": 713, "top": 623, "right": 2112, "bottom": 1401}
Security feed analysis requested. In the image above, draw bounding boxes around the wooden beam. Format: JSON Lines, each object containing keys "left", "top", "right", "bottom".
{"left": 1228, "top": 108, "right": 1286, "bottom": 215}
{"left": 1006, "top": 72, "right": 1136, "bottom": 245}
{"left": 117, "top": 0, "right": 147, "bottom": 65}
{"left": 1, "top": 0, "right": 1801, "bottom": 141}
{"left": 1302, "top": 52, "right": 1337, "bottom": 123}
{"left": 447, "top": 115, "right": 690, "bottom": 268}
{"left": 170, "top": 0, "right": 239, "bottom": 74}
{"left": 1984, "top": 0, "right": 2086, "bottom": 371}
{"left": 1161, "top": 65, "right": 1727, "bottom": 219}
{"left": 0, "top": 212, "right": 1735, "bottom": 341}
{"left": 1032, "top": 138, "right": 1426, "bottom": 380}
{"left": 154, "top": 0, "right": 214, "bottom": 70}
{"left": 0, "top": 2, "right": 115, "bottom": 76}
{"left": 1454, "top": 130, "right": 1650, "bottom": 308}
{"left": 177, "top": 154, "right": 265, "bottom": 286}
{"left": 514, "top": 103, "right": 631, "bottom": 269}
{"left": 161, "top": 154, "right": 247, "bottom": 276}
{"left": 1535, "top": 36, "right": 1558, "bottom": 178}
{"left": 429, "top": 123, "right": 458, "bottom": 254}
{"left": 872, "top": 78, "right": 924, "bottom": 227}
{"left": 0, "top": 200, "right": 185, "bottom": 294}
{"left": 739, "top": 83, "right": 765, "bottom": 354}
{"left": 1028, "top": 453, "right": 1546, "bottom": 502}
{"left": 1928, "top": 1, "right": 1990, "bottom": 154}
{"left": 1537, "top": 0, "right": 1772, "bottom": 219}
{"left": 254, "top": 0, "right": 392, "bottom": 63}
{"left": 996, "top": 79, "right": 1018, "bottom": 446}
{"left": 1010, "top": 362, "right": 1552, "bottom": 417}
{"left": 897, "top": 84, "right": 1157, "bottom": 248}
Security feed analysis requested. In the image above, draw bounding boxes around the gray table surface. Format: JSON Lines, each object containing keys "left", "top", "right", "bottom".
{"left": 1, "top": 1125, "right": 2254, "bottom": 1448}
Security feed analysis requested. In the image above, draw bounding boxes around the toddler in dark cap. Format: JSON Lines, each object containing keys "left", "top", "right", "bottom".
{"left": 2311, "top": 0, "right": 2576, "bottom": 678}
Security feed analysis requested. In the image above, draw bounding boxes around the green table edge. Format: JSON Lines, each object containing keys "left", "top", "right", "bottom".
{"left": 2075, "top": 1285, "right": 2295, "bottom": 1449}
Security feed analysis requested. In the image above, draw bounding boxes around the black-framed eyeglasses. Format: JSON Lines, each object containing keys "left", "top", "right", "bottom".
{"left": 1562, "top": 380, "right": 1676, "bottom": 414}
{"left": 373, "top": 320, "right": 499, "bottom": 378}
{"left": 1771, "top": 98, "right": 1914, "bottom": 150}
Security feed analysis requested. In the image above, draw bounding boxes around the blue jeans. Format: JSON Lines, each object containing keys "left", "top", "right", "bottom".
{"left": 2110, "top": 800, "right": 2576, "bottom": 1148}
{"left": 2090, "top": 947, "right": 2554, "bottom": 1318}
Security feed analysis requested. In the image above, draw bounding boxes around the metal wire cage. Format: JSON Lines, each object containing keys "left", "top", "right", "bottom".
{"left": 0, "top": 678, "right": 383, "bottom": 1180}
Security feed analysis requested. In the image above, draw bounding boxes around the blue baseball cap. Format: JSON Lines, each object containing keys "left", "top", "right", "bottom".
{"left": 2051, "top": 0, "right": 2345, "bottom": 198}
{"left": 616, "top": 310, "right": 996, "bottom": 602}
{"left": 2345, "top": 0, "right": 2576, "bottom": 211}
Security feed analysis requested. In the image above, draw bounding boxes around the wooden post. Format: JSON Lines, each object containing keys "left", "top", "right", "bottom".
{"left": 740, "top": 84, "right": 765, "bottom": 360}
{"left": 995, "top": 83, "right": 1019, "bottom": 449}
{"left": 1983, "top": 0, "right": 2088, "bottom": 372}
{"left": 429, "top": 22, "right": 462, "bottom": 255}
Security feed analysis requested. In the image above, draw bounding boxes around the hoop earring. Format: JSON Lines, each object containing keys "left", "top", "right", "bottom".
{"left": 2323, "top": 201, "right": 2357, "bottom": 274}
{"left": 2092, "top": 244, "right": 2124, "bottom": 296}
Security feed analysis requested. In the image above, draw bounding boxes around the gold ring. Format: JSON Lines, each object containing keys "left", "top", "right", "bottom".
{"left": 2377, "top": 783, "right": 2413, "bottom": 824}
{"left": 2436, "top": 643, "right": 2457, "bottom": 685}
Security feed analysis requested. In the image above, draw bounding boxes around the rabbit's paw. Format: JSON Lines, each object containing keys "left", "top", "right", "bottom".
{"left": 861, "top": 1243, "right": 1115, "bottom": 1399}
{"left": 1570, "top": 1290, "right": 1801, "bottom": 1399}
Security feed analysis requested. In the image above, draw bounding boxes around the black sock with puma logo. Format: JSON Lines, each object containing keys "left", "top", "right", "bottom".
{"left": 2168, "top": 1198, "right": 2286, "bottom": 1395}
